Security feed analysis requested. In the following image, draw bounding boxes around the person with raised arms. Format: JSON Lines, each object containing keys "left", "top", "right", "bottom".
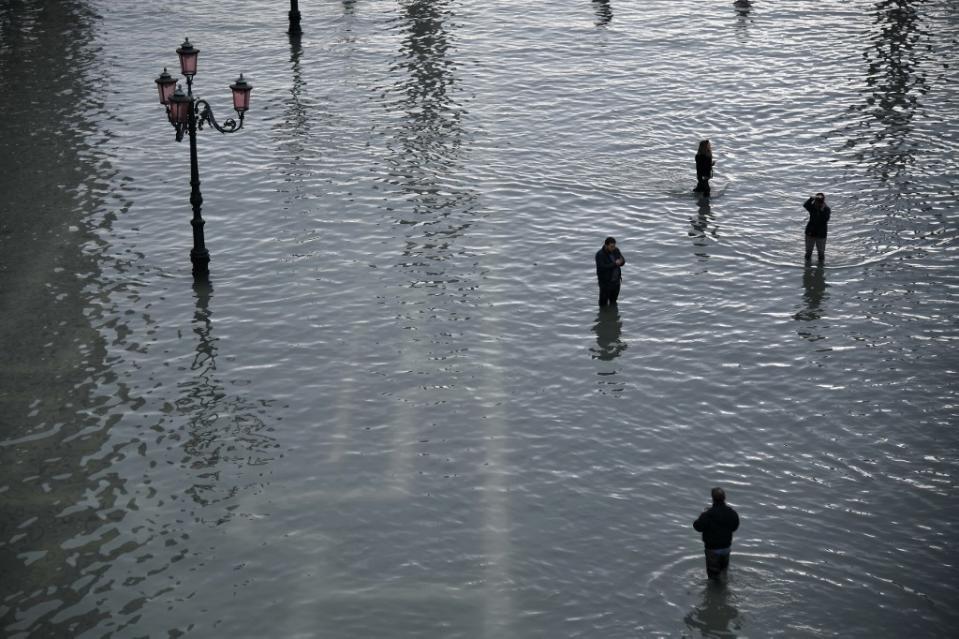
{"left": 803, "top": 192, "right": 832, "bottom": 262}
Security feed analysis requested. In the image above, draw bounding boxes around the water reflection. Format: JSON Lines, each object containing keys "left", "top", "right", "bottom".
{"left": 286, "top": 34, "right": 307, "bottom": 138}
{"left": 733, "top": 0, "right": 752, "bottom": 37}
{"left": 271, "top": 30, "right": 310, "bottom": 214}
{"left": 841, "top": 0, "right": 930, "bottom": 183}
{"left": 591, "top": 307, "right": 627, "bottom": 361}
{"left": 388, "top": 0, "right": 467, "bottom": 197}
{"left": 176, "top": 283, "right": 278, "bottom": 509}
{"left": 591, "top": 307, "right": 626, "bottom": 395}
{"left": 0, "top": 2, "right": 127, "bottom": 635}
{"left": 689, "top": 196, "right": 717, "bottom": 260}
{"left": 0, "top": 0, "right": 955, "bottom": 635}
{"left": 187, "top": 281, "right": 218, "bottom": 374}
{"left": 386, "top": 0, "right": 477, "bottom": 291}
{"left": 794, "top": 264, "right": 828, "bottom": 340}
{"left": 593, "top": 0, "right": 612, "bottom": 27}
{"left": 683, "top": 582, "right": 741, "bottom": 638}
{"left": 278, "top": 32, "right": 309, "bottom": 162}
{"left": 689, "top": 196, "right": 713, "bottom": 237}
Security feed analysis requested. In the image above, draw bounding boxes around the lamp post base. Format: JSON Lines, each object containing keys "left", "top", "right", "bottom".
{"left": 191, "top": 248, "right": 210, "bottom": 279}
{"left": 288, "top": 10, "right": 302, "bottom": 35}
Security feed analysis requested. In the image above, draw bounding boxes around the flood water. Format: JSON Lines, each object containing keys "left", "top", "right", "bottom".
{"left": 1, "top": 1, "right": 958, "bottom": 637}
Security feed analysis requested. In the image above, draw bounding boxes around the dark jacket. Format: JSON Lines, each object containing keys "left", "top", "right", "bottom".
{"left": 693, "top": 502, "right": 740, "bottom": 550}
{"left": 596, "top": 247, "right": 625, "bottom": 285}
{"left": 695, "top": 153, "right": 713, "bottom": 180}
{"left": 803, "top": 198, "right": 831, "bottom": 238}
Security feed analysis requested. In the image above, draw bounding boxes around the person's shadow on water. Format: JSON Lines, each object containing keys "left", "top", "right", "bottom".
{"left": 683, "top": 581, "right": 741, "bottom": 638}
{"left": 590, "top": 306, "right": 626, "bottom": 361}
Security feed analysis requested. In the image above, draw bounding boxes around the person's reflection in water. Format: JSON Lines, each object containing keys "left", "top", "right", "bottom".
{"left": 733, "top": 0, "right": 752, "bottom": 37}
{"left": 590, "top": 307, "right": 627, "bottom": 361}
{"left": 592, "top": 0, "right": 612, "bottom": 27}
{"left": 794, "top": 264, "right": 828, "bottom": 340}
{"left": 684, "top": 582, "right": 741, "bottom": 638}
{"left": 689, "top": 195, "right": 714, "bottom": 239}
{"left": 591, "top": 307, "right": 627, "bottom": 395}
{"left": 689, "top": 196, "right": 717, "bottom": 267}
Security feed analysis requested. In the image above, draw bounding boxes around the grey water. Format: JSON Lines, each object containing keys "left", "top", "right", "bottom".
{"left": 1, "top": 0, "right": 957, "bottom": 637}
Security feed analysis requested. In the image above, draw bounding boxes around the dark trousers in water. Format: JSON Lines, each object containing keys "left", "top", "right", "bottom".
{"left": 805, "top": 234, "right": 826, "bottom": 261}
{"left": 704, "top": 548, "right": 731, "bottom": 580}
{"left": 694, "top": 178, "right": 710, "bottom": 196}
{"left": 599, "top": 282, "right": 620, "bottom": 307}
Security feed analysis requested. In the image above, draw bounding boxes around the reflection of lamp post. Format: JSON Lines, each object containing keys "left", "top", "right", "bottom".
{"left": 154, "top": 38, "right": 253, "bottom": 279}
{"left": 289, "top": 0, "right": 302, "bottom": 35}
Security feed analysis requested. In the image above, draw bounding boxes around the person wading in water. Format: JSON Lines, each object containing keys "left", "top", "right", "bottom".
{"left": 693, "top": 140, "right": 714, "bottom": 196}
{"left": 693, "top": 487, "right": 740, "bottom": 581}
{"left": 802, "top": 192, "right": 832, "bottom": 263}
{"left": 595, "top": 236, "right": 625, "bottom": 308}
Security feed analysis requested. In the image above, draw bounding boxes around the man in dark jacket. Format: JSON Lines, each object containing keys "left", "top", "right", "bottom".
{"left": 693, "top": 487, "right": 740, "bottom": 580}
{"left": 803, "top": 193, "right": 832, "bottom": 262}
{"left": 595, "top": 237, "right": 625, "bottom": 307}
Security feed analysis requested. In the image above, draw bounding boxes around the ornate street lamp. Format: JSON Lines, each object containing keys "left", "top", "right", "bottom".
{"left": 154, "top": 67, "right": 176, "bottom": 106}
{"left": 155, "top": 38, "right": 252, "bottom": 279}
{"left": 176, "top": 38, "right": 199, "bottom": 77}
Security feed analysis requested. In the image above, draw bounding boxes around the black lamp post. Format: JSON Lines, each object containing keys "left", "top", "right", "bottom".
{"left": 155, "top": 38, "right": 253, "bottom": 279}
{"left": 289, "top": 0, "right": 302, "bottom": 35}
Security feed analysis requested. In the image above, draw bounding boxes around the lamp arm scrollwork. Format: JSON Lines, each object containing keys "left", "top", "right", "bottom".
{"left": 196, "top": 99, "right": 244, "bottom": 134}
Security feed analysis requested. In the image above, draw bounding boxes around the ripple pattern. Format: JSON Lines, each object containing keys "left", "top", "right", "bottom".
{"left": 1, "top": 1, "right": 958, "bottom": 638}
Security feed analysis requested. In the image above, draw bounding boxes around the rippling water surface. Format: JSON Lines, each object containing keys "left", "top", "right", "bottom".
{"left": 2, "top": 0, "right": 958, "bottom": 637}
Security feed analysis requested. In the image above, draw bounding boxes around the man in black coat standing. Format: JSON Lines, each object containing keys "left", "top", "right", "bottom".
{"left": 693, "top": 487, "right": 740, "bottom": 581}
{"left": 803, "top": 193, "right": 832, "bottom": 262}
{"left": 595, "top": 237, "right": 625, "bottom": 307}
